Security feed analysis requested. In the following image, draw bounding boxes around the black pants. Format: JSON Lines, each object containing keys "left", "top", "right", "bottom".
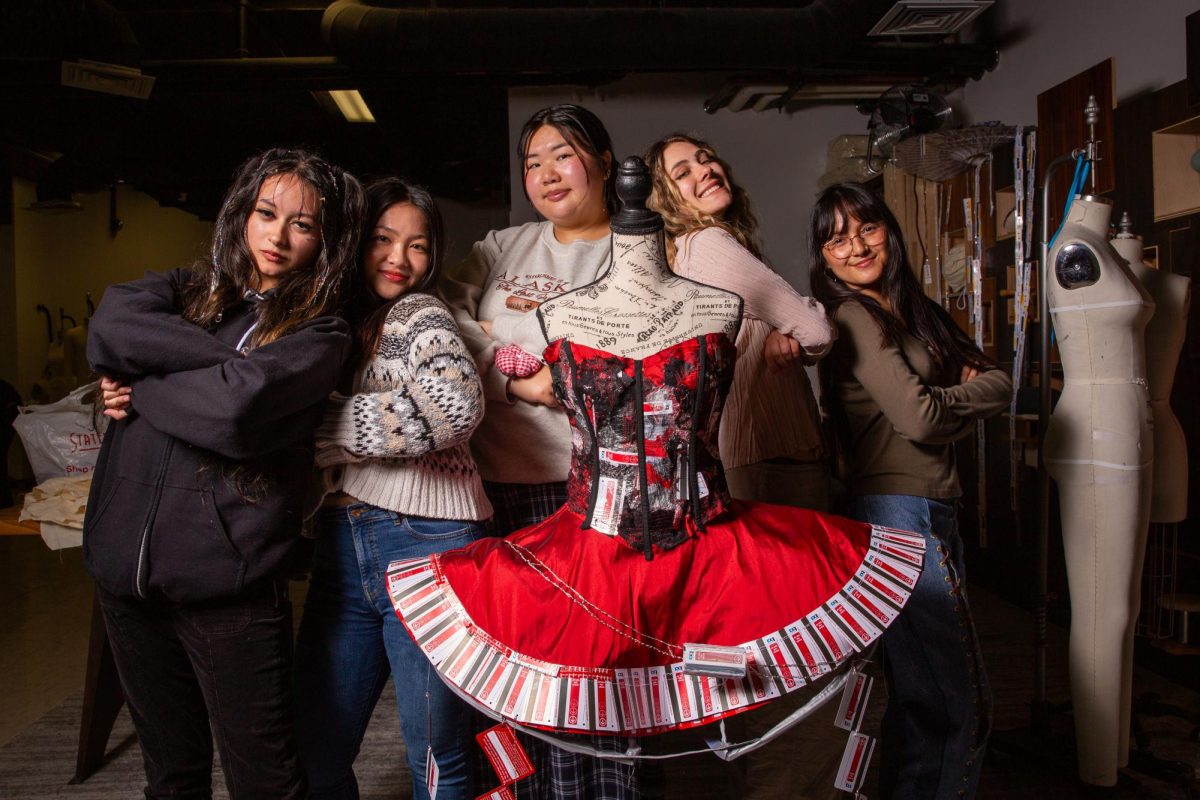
{"left": 97, "top": 583, "right": 307, "bottom": 800}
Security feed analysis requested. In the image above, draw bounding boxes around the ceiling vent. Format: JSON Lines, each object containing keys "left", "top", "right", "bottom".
{"left": 868, "top": 1, "right": 993, "bottom": 37}
{"left": 61, "top": 59, "right": 155, "bottom": 100}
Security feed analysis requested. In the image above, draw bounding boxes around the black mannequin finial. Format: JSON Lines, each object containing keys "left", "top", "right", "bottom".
{"left": 611, "top": 156, "right": 663, "bottom": 235}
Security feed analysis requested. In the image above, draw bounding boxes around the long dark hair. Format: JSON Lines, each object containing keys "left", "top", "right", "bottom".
{"left": 179, "top": 147, "right": 365, "bottom": 347}
{"left": 348, "top": 177, "right": 446, "bottom": 368}
{"left": 810, "top": 182, "right": 990, "bottom": 373}
{"left": 517, "top": 104, "right": 617, "bottom": 217}
{"left": 645, "top": 132, "right": 762, "bottom": 265}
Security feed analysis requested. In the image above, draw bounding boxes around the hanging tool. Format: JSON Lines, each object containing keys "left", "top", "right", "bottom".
{"left": 35, "top": 304, "right": 52, "bottom": 342}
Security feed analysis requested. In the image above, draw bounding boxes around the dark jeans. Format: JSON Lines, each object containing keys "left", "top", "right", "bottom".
{"left": 97, "top": 583, "right": 306, "bottom": 800}
{"left": 846, "top": 495, "right": 991, "bottom": 800}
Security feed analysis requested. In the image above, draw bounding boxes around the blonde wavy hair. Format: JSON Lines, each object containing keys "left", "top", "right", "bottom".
{"left": 645, "top": 133, "right": 762, "bottom": 265}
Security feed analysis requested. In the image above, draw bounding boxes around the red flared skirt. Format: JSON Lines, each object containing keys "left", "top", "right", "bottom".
{"left": 388, "top": 499, "right": 923, "bottom": 735}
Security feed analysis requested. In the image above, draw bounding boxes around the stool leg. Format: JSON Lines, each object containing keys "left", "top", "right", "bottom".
{"left": 69, "top": 588, "right": 125, "bottom": 784}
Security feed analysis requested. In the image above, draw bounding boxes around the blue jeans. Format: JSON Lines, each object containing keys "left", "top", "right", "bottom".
{"left": 293, "top": 504, "right": 485, "bottom": 800}
{"left": 846, "top": 495, "right": 992, "bottom": 800}
{"left": 98, "top": 581, "right": 305, "bottom": 800}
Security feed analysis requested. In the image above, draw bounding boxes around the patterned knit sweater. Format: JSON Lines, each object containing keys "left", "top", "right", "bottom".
{"left": 316, "top": 293, "right": 493, "bottom": 521}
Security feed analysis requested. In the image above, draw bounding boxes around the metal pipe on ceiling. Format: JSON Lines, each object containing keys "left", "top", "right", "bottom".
{"left": 320, "top": 0, "right": 900, "bottom": 74}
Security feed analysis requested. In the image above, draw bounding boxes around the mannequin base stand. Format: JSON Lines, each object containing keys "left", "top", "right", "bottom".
{"left": 1075, "top": 773, "right": 1147, "bottom": 799}
{"left": 1127, "top": 694, "right": 1199, "bottom": 798}
{"left": 993, "top": 699, "right": 1199, "bottom": 798}
{"left": 1134, "top": 692, "right": 1200, "bottom": 745}
{"left": 990, "top": 699, "right": 1076, "bottom": 769}
{"left": 1124, "top": 749, "right": 1196, "bottom": 797}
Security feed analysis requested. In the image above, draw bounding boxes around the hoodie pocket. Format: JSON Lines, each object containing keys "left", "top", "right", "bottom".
{"left": 147, "top": 484, "right": 247, "bottom": 602}
{"left": 83, "top": 476, "right": 148, "bottom": 595}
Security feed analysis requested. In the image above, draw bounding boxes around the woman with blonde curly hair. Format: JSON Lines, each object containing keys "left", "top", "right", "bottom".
{"left": 646, "top": 133, "right": 761, "bottom": 265}
{"left": 645, "top": 131, "right": 842, "bottom": 798}
{"left": 645, "top": 132, "right": 834, "bottom": 510}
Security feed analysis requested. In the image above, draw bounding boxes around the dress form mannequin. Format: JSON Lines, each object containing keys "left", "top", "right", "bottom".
{"left": 1044, "top": 195, "right": 1155, "bottom": 787}
{"left": 384, "top": 158, "right": 926, "bottom": 746}
{"left": 539, "top": 158, "right": 742, "bottom": 358}
{"left": 1111, "top": 212, "right": 1190, "bottom": 523}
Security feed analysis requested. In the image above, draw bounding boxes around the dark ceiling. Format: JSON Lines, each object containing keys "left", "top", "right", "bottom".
{"left": 0, "top": 0, "right": 999, "bottom": 220}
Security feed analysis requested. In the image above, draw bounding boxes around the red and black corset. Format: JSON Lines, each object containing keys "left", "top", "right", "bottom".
{"left": 545, "top": 334, "right": 736, "bottom": 557}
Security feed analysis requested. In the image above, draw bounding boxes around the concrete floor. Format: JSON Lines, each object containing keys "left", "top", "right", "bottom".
{"left": 3, "top": 532, "right": 1198, "bottom": 798}
{"left": 0, "top": 537, "right": 93, "bottom": 747}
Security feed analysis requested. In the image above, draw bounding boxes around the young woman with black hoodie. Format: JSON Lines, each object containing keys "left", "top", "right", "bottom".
{"left": 85, "top": 148, "right": 364, "bottom": 799}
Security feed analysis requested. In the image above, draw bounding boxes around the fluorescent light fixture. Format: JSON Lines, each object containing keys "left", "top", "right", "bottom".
{"left": 320, "top": 89, "right": 375, "bottom": 123}
{"left": 61, "top": 59, "right": 155, "bottom": 100}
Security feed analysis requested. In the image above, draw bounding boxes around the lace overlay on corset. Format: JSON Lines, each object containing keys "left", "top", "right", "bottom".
{"left": 546, "top": 333, "right": 736, "bottom": 555}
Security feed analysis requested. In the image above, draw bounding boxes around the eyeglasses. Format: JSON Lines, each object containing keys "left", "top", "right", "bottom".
{"left": 823, "top": 223, "right": 886, "bottom": 260}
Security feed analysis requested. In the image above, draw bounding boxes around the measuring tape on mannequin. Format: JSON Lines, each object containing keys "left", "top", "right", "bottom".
{"left": 962, "top": 182, "right": 989, "bottom": 547}
{"left": 1009, "top": 128, "right": 1037, "bottom": 511}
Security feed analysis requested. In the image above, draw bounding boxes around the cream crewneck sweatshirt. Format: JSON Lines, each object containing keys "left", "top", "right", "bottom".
{"left": 440, "top": 221, "right": 611, "bottom": 484}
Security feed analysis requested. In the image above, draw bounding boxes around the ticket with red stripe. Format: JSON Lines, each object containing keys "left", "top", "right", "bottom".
{"left": 805, "top": 608, "right": 851, "bottom": 664}
{"left": 854, "top": 565, "right": 908, "bottom": 607}
{"left": 845, "top": 580, "right": 901, "bottom": 627}
{"left": 475, "top": 786, "right": 515, "bottom": 800}
{"left": 834, "top": 668, "right": 874, "bottom": 732}
{"left": 872, "top": 526, "right": 926, "bottom": 552}
{"left": 864, "top": 551, "right": 920, "bottom": 589}
{"left": 825, "top": 596, "right": 882, "bottom": 648}
{"left": 873, "top": 540, "right": 923, "bottom": 567}
{"left": 834, "top": 732, "right": 876, "bottom": 793}
{"left": 785, "top": 621, "right": 831, "bottom": 680}
{"left": 477, "top": 724, "right": 534, "bottom": 786}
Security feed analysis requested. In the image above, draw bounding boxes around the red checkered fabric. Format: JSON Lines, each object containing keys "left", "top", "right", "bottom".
{"left": 494, "top": 344, "right": 544, "bottom": 378}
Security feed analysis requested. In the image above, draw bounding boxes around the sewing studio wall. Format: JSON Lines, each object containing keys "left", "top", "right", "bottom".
{"left": 1, "top": 179, "right": 212, "bottom": 479}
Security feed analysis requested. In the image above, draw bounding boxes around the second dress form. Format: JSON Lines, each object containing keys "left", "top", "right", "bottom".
{"left": 1112, "top": 214, "right": 1191, "bottom": 524}
{"left": 1044, "top": 195, "right": 1154, "bottom": 786}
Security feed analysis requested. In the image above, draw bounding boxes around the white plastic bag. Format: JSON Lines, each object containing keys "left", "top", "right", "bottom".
{"left": 12, "top": 381, "right": 105, "bottom": 483}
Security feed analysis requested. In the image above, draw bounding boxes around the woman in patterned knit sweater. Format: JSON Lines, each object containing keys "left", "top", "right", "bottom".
{"left": 293, "top": 178, "right": 491, "bottom": 800}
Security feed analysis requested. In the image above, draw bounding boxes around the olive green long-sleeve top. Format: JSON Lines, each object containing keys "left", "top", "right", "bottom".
{"left": 829, "top": 301, "right": 1012, "bottom": 499}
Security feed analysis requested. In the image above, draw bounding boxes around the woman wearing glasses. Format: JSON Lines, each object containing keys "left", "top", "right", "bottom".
{"left": 811, "top": 183, "right": 1010, "bottom": 800}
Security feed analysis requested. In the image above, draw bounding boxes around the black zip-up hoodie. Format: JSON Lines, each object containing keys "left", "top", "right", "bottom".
{"left": 83, "top": 270, "right": 350, "bottom": 603}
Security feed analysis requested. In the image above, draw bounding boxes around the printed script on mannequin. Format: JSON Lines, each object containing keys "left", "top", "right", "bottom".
{"left": 1044, "top": 195, "right": 1155, "bottom": 787}
{"left": 538, "top": 159, "right": 742, "bottom": 358}
{"left": 383, "top": 158, "right": 927, "bottom": 746}
{"left": 1112, "top": 214, "right": 1191, "bottom": 523}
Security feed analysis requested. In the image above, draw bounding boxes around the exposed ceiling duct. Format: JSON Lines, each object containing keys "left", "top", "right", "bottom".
{"left": 322, "top": 0, "right": 903, "bottom": 76}
{"left": 1, "top": 1, "right": 1001, "bottom": 216}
